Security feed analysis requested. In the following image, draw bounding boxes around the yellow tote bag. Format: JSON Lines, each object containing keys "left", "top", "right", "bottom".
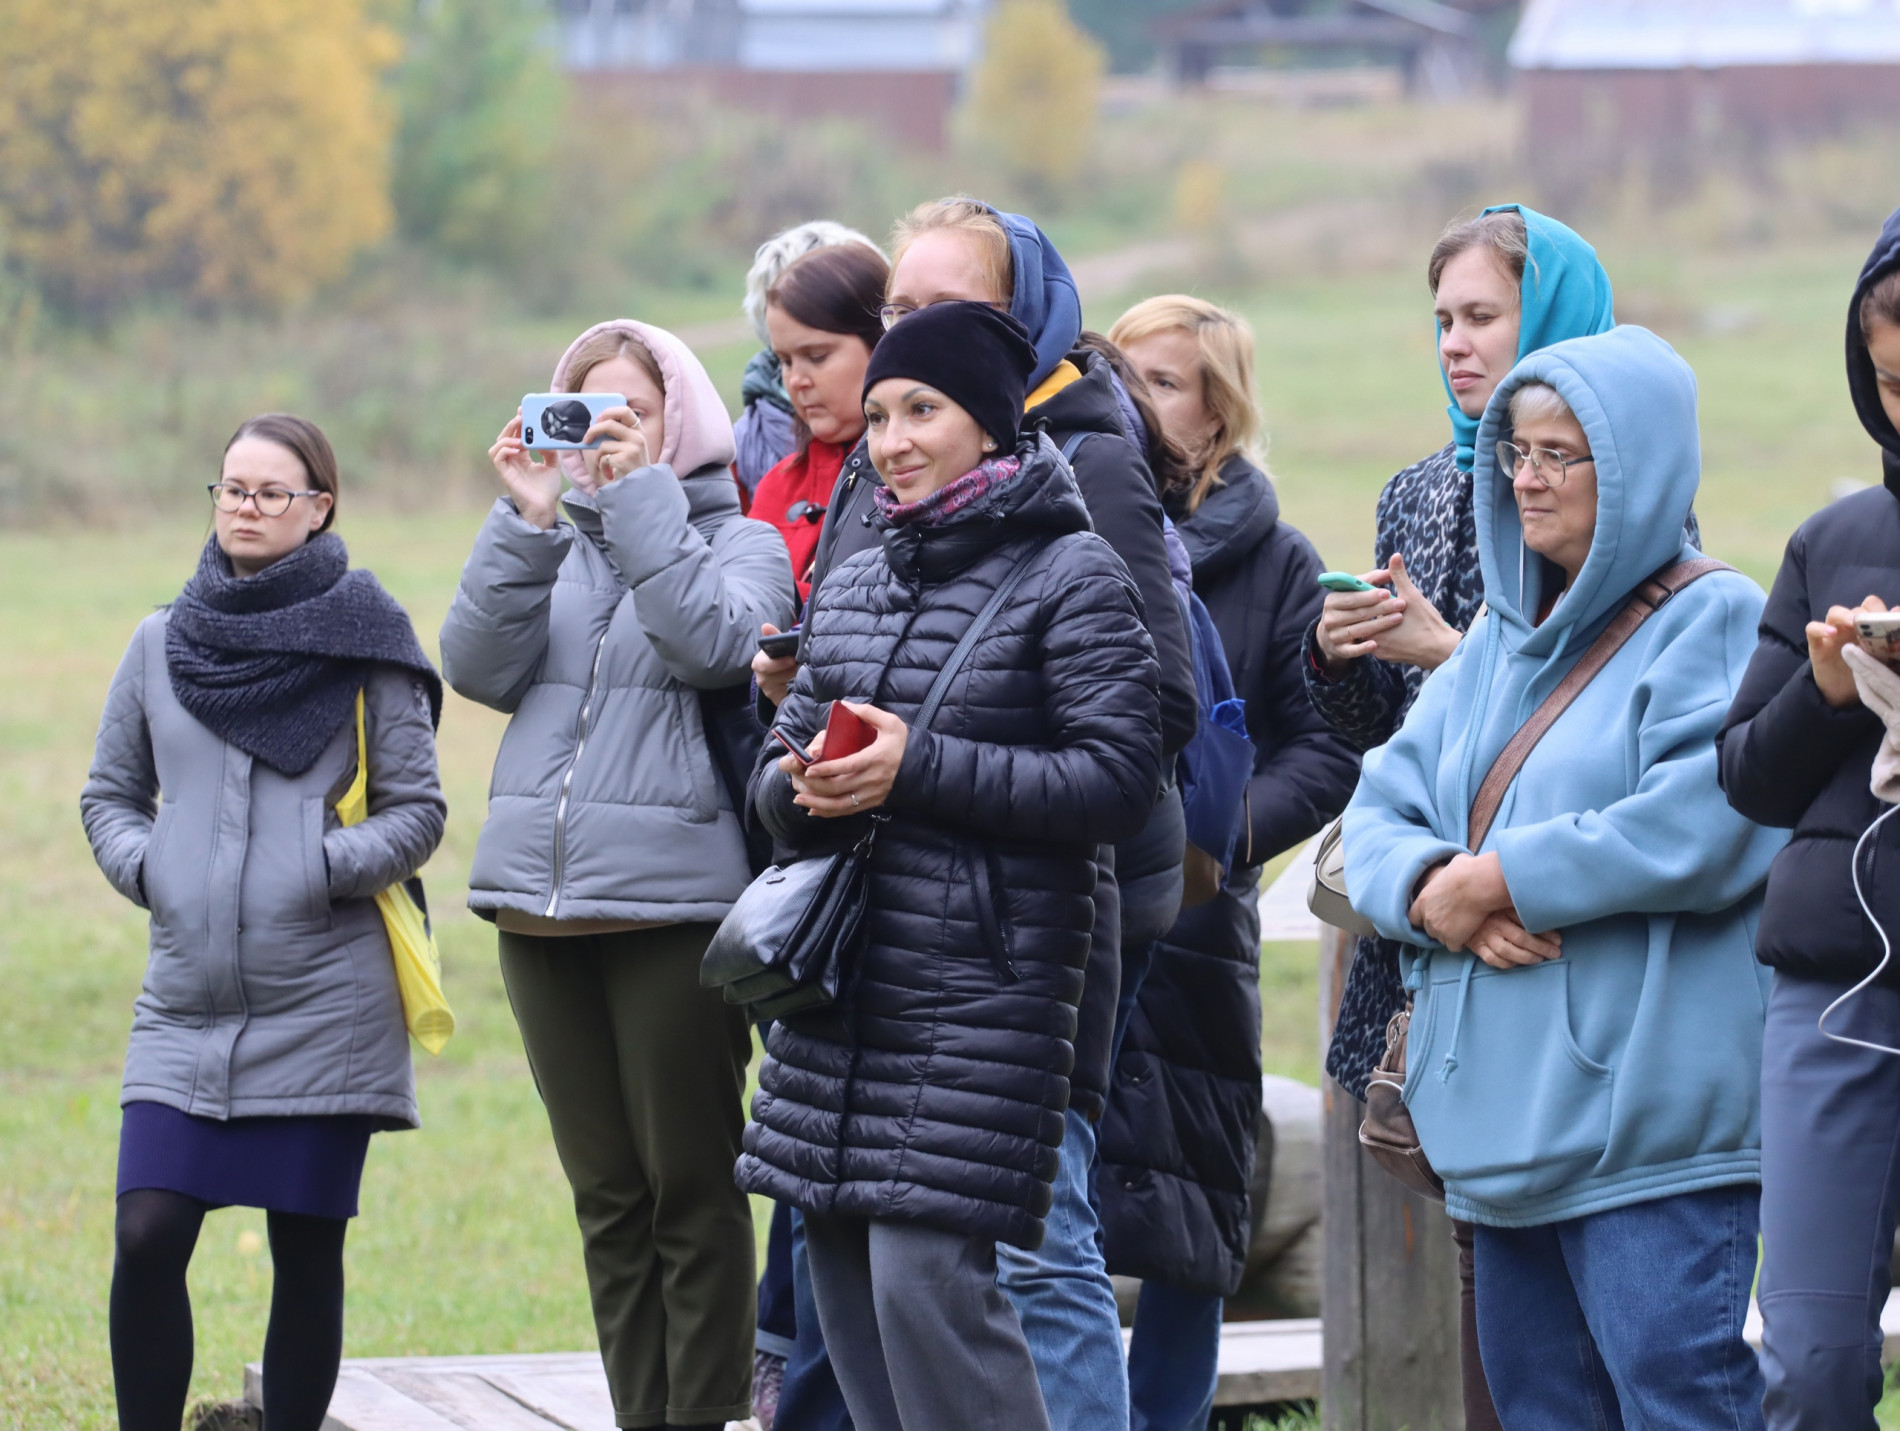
{"left": 336, "top": 691, "right": 455, "bottom": 1055}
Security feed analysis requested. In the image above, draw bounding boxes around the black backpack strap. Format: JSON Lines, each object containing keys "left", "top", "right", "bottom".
{"left": 913, "top": 542, "right": 1049, "bottom": 733}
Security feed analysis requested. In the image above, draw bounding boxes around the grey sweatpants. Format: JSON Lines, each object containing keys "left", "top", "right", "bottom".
{"left": 1759, "top": 971, "right": 1900, "bottom": 1430}
{"left": 803, "top": 1212, "right": 1052, "bottom": 1431}
{"left": 500, "top": 924, "right": 756, "bottom": 1429}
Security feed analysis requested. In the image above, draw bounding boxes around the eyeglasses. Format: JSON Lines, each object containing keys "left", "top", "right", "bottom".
{"left": 1496, "top": 441, "right": 1594, "bottom": 489}
{"left": 785, "top": 499, "right": 827, "bottom": 525}
{"left": 208, "top": 483, "right": 323, "bottom": 516}
{"left": 877, "top": 299, "right": 1010, "bottom": 332}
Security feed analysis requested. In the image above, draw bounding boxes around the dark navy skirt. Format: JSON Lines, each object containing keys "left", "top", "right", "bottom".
{"left": 117, "top": 1101, "right": 376, "bottom": 1219}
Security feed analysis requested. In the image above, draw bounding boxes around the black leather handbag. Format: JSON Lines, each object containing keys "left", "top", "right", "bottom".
{"left": 700, "top": 540, "right": 1048, "bottom": 1021}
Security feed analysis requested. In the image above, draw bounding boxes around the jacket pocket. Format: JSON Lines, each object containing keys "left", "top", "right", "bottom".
{"left": 1402, "top": 959, "right": 1613, "bottom": 1200}
{"left": 675, "top": 688, "right": 721, "bottom": 823}
{"left": 301, "top": 797, "right": 332, "bottom": 923}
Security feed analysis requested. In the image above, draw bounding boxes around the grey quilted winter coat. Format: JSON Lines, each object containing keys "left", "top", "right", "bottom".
{"left": 440, "top": 466, "right": 797, "bottom": 924}
{"left": 81, "top": 616, "right": 446, "bottom": 1126}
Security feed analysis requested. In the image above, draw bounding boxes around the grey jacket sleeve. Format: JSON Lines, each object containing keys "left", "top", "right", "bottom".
{"left": 596, "top": 467, "right": 797, "bottom": 690}
{"left": 81, "top": 622, "right": 158, "bottom": 909}
{"left": 438, "top": 497, "right": 575, "bottom": 713}
{"left": 323, "top": 667, "right": 448, "bottom": 902}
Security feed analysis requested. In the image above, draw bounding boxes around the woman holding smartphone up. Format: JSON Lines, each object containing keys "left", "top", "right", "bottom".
{"left": 440, "top": 321, "right": 796, "bottom": 1431}
{"left": 82, "top": 414, "right": 445, "bottom": 1431}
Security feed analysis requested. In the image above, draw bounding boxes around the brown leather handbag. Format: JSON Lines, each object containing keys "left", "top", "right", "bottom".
{"left": 1356, "top": 557, "right": 1732, "bottom": 1198}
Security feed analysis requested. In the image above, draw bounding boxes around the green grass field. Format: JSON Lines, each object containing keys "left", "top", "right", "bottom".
{"left": 5, "top": 232, "right": 1898, "bottom": 1427}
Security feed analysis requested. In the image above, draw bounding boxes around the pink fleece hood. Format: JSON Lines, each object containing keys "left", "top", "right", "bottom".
{"left": 550, "top": 319, "right": 736, "bottom": 478}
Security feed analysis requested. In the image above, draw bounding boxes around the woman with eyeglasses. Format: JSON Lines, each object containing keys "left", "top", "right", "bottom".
{"left": 1342, "top": 327, "right": 1784, "bottom": 1427}
{"left": 81, "top": 414, "right": 446, "bottom": 1431}
{"left": 749, "top": 241, "right": 890, "bottom": 602}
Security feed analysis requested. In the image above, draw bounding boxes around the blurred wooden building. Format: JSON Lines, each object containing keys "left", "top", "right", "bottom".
{"left": 1156, "top": 0, "right": 1516, "bottom": 98}
{"left": 555, "top": 0, "right": 989, "bottom": 149}
{"left": 1512, "top": 0, "right": 1900, "bottom": 175}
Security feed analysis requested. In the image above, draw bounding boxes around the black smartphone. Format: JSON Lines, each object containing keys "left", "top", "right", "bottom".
{"left": 758, "top": 628, "right": 801, "bottom": 660}
{"left": 770, "top": 727, "right": 810, "bottom": 770}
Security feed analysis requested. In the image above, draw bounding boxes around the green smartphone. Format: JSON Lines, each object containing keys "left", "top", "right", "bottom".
{"left": 1317, "top": 571, "right": 1378, "bottom": 594}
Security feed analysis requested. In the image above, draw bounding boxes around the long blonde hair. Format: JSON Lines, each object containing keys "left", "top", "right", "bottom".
{"left": 1109, "top": 295, "right": 1263, "bottom": 512}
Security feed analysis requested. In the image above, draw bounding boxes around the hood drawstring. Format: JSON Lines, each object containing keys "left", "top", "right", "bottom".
{"left": 1440, "top": 955, "right": 1478, "bottom": 1082}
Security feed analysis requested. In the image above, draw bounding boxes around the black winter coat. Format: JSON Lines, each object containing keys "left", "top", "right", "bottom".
{"left": 1718, "top": 207, "right": 1900, "bottom": 986}
{"left": 736, "top": 436, "right": 1163, "bottom": 1249}
{"left": 802, "top": 347, "right": 1194, "bottom": 1123}
{"left": 1098, "top": 458, "right": 1361, "bottom": 1295}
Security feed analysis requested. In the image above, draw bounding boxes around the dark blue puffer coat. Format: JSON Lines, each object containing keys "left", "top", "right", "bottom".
{"left": 1098, "top": 457, "right": 1360, "bottom": 1295}
{"left": 734, "top": 434, "right": 1163, "bottom": 1250}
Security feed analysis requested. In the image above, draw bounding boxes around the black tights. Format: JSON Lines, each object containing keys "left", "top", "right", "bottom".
{"left": 111, "top": 1189, "right": 348, "bottom": 1431}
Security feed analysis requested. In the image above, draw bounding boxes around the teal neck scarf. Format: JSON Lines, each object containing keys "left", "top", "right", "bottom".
{"left": 1442, "top": 204, "right": 1615, "bottom": 472}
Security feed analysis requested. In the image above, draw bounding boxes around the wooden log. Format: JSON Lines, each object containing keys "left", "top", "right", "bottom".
{"left": 1318, "top": 923, "right": 1464, "bottom": 1431}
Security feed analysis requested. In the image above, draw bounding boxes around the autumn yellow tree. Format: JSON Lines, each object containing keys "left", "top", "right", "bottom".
{"left": 0, "top": 0, "right": 399, "bottom": 313}
{"left": 961, "top": 0, "right": 1106, "bottom": 198}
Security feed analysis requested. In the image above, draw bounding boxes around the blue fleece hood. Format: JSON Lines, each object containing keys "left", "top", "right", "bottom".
{"left": 1443, "top": 204, "right": 1615, "bottom": 471}
{"left": 991, "top": 208, "right": 1083, "bottom": 390}
{"left": 1473, "top": 325, "right": 1701, "bottom": 657}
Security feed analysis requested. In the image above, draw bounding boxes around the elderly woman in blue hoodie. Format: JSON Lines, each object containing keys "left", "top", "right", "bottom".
{"left": 1342, "top": 325, "right": 1787, "bottom": 1427}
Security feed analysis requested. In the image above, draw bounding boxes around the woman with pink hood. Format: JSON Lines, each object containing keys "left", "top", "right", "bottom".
{"left": 441, "top": 321, "right": 797, "bottom": 1430}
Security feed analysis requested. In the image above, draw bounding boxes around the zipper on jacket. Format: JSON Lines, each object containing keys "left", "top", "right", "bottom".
{"left": 545, "top": 633, "right": 609, "bottom": 918}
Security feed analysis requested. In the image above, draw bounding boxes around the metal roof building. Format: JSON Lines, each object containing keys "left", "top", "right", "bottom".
{"left": 1510, "top": 0, "right": 1900, "bottom": 175}
{"left": 556, "top": 0, "right": 989, "bottom": 148}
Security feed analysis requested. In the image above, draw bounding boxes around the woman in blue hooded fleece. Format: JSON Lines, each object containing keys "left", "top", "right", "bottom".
{"left": 1342, "top": 324, "right": 1787, "bottom": 1427}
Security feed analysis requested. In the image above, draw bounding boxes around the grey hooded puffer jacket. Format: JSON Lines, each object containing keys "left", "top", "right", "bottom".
{"left": 440, "top": 320, "right": 798, "bottom": 925}
{"left": 82, "top": 617, "right": 446, "bottom": 1125}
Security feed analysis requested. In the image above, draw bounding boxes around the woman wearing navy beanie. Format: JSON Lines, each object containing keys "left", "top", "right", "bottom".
{"left": 736, "top": 301, "right": 1164, "bottom": 1431}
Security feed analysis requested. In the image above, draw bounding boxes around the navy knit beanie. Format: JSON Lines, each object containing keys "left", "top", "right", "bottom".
{"left": 862, "top": 301, "right": 1038, "bottom": 450}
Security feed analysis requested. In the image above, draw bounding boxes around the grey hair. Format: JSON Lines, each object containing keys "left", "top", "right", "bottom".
{"left": 743, "top": 221, "right": 885, "bottom": 343}
{"left": 1508, "top": 381, "right": 1573, "bottom": 429}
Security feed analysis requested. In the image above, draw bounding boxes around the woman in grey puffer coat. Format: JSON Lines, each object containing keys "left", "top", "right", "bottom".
{"left": 82, "top": 413, "right": 445, "bottom": 1431}
{"left": 440, "top": 319, "right": 796, "bottom": 1431}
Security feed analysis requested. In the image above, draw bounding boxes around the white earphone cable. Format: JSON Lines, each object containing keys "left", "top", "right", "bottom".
{"left": 1818, "top": 802, "right": 1900, "bottom": 1056}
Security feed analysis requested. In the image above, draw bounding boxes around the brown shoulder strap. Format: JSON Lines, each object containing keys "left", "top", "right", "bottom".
{"left": 1465, "top": 557, "right": 1733, "bottom": 852}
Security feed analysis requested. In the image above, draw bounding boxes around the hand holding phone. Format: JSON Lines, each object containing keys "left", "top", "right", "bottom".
{"left": 1318, "top": 571, "right": 1378, "bottom": 594}
{"left": 1856, "top": 609, "right": 1900, "bottom": 660}
{"left": 770, "top": 727, "right": 811, "bottom": 771}
{"left": 758, "top": 627, "right": 801, "bottom": 661}
{"left": 820, "top": 701, "right": 876, "bottom": 762}
{"left": 520, "top": 393, "right": 628, "bottom": 451}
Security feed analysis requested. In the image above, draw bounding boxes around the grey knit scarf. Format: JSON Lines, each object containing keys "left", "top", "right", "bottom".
{"left": 165, "top": 534, "right": 442, "bottom": 776}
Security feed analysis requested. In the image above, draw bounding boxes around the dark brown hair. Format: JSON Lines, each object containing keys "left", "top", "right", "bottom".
{"left": 223, "top": 413, "right": 340, "bottom": 533}
{"left": 1862, "top": 268, "right": 1900, "bottom": 336}
{"left": 768, "top": 243, "right": 890, "bottom": 353}
{"left": 1428, "top": 208, "right": 1530, "bottom": 297}
{"left": 1073, "top": 331, "right": 1194, "bottom": 499}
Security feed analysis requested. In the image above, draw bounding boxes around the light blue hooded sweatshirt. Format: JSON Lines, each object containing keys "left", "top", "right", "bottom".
{"left": 1341, "top": 325, "right": 1789, "bottom": 1228}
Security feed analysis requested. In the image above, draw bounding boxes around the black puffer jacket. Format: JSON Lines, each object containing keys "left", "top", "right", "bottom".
{"left": 736, "top": 436, "right": 1163, "bottom": 1249}
{"left": 1718, "top": 208, "right": 1900, "bottom": 987}
{"left": 1098, "top": 457, "right": 1360, "bottom": 1296}
{"left": 802, "top": 348, "right": 1193, "bottom": 1123}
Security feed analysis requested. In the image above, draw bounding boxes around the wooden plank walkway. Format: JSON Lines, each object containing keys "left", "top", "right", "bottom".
{"left": 252, "top": 1292, "right": 1900, "bottom": 1427}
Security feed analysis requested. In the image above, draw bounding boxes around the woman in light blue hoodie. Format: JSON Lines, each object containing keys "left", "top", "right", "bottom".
{"left": 1342, "top": 324, "right": 1787, "bottom": 1427}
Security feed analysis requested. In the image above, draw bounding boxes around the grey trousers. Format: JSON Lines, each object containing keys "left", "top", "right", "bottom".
{"left": 1759, "top": 971, "right": 1900, "bottom": 1430}
{"left": 803, "top": 1212, "right": 1052, "bottom": 1431}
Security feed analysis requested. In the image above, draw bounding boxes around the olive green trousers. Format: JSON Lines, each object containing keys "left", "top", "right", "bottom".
{"left": 500, "top": 923, "right": 755, "bottom": 1429}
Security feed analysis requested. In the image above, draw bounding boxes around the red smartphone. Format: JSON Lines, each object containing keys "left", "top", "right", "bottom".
{"left": 770, "top": 727, "right": 810, "bottom": 770}
{"left": 822, "top": 701, "right": 875, "bottom": 762}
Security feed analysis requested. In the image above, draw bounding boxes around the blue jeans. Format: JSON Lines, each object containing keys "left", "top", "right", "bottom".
{"left": 1475, "top": 1186, "right": 1765, "bottom": 1430}
{"left": 997, "top": 1109, "right": 1129, "bottom": 1431}
{"left": 1127, "top": 1280, "right": 1221, "bottom": 1431}
{"left": 776, "top": 1207, "right": 854, "bottom": 1431}
{"left": 1758, "top": 972, "right": 1900, "bottom": 1430}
